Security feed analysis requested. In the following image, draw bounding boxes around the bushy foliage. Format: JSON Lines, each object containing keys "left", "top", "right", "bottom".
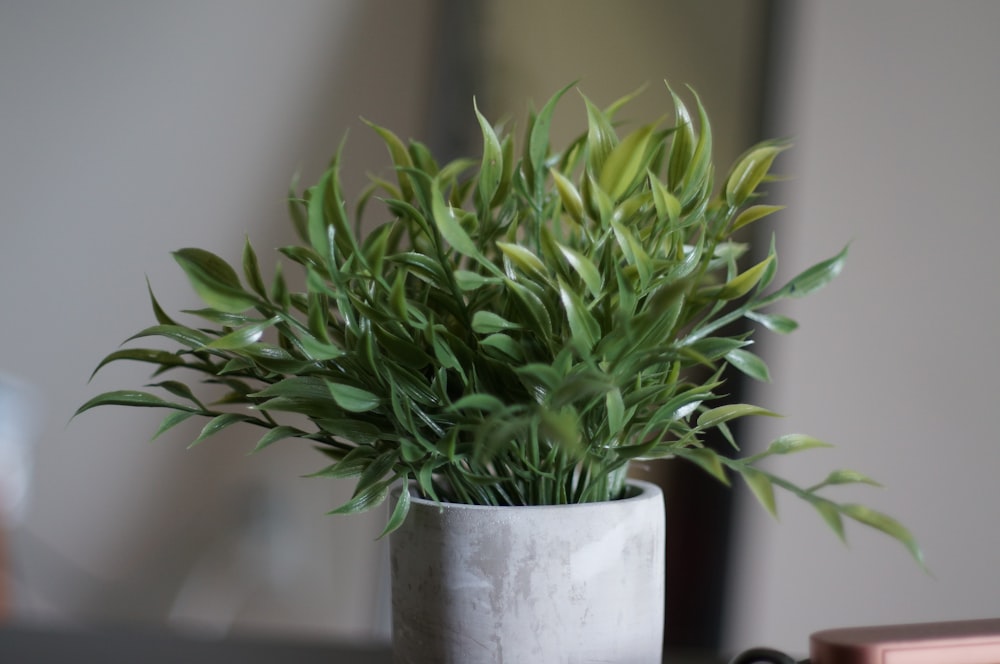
{"left": 77, "top": 83, "right": 920, "bottom": 561}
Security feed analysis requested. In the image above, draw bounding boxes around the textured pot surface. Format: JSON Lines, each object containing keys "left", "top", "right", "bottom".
{"left": 389, "top": 479, "right": 665, "bottom": 663}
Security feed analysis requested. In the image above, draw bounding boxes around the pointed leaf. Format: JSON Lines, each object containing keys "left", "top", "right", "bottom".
{"left": 764, "top": 434, "right": 832, "bottom": 456}
{"left": 732, "top": 204, "right": 785, "bottom": 233}
{"left": 697, "top": 403, "right": 779, "bottom": 430}
{"left": 743, "top": 468, "right": 778, "bottom": 517}
{"left": 326, "top": 381, "right": 381, "bottom": 412}
{"left": 812, "top": 499, "right": 847, "bottom": 542}
{"left": 75, "top": 390, "right": 201, "bottom": 417}
{"left": 172, "top": 248, "right": 258, "bottom": 314}
{"left": 207, "top": 316, "right": 279, "bottom": 350}
{"left": 379, "top": 480, "right": 411, "bottom": 538}
{"left": 471, "top": 311, "right": 520, "bottom": 334}
{"left": 599, "top": 123, "right": 656, "bottom": 200}
{"left": 725, "top": 348, "right": 771, "bottom": 382}
{"left": 746, "top": 310, "right": 799, "bottom": 334}
{"left": 718, "top": 255, "right": 774, "bottom": 300}
{"left": 190, "top": 413, "right": 255, "bottom": 448}
{"left": 725, "top": 143, "right": 789, "bottom": 207}
{"left": 841, "top": 504, "right": 924, "bottom": 566}
{"left": 250, "top": 425, "right": 305, "bottom": 454}
{"left": 767, "top": 245, "right": 849, "bottom": 302}
{"left": 473, "top": 98, "right": 503, "bottom": 208}
{"left": 551, "top": 169, "right": 584, "bottom": 223}
{"left": 151, "top": 411, "right": 197, "bottom": 440}
{"left": 557, "top": 244, "right": 603, "bottom": 298}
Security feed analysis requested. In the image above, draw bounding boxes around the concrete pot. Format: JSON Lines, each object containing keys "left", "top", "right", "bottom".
{"left": 389, "top": 479, "right": 665, "bottom": 663}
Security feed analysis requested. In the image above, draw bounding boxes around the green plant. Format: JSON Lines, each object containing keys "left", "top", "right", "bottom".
{"left": 77, "top": 83, "right": 920, "bottom": 561}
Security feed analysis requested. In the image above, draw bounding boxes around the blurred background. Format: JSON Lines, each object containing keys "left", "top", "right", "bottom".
{"left": 1, "top": 0, "right": 998, "bottom": 658}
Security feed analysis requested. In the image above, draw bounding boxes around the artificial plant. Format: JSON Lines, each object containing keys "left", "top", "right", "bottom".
{"left": 77, "top": 83, "right": 920, "bottom": 562}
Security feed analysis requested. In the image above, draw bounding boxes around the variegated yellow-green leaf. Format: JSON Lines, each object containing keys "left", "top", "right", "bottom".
{"left": 599, "top": 123, "right": 656, "bottom": 201}
{"left": 551, "top": 169, "right": 584, "bottom": 223}
{"left": 497, "top": 242, "right": 548, "bottom": 282}
{"left": 725, "top": 143, "right": 788, "bottom": 207}
{"left": 718, "top": 254, "right": 774, "bottom": 300}
{"left": 732, "top": 204, "right": 785, "bottom": 233}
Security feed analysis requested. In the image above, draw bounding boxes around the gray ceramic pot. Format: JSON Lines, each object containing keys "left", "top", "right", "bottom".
{"left": 389, "top": 479, "right": 665, "bottom": 663}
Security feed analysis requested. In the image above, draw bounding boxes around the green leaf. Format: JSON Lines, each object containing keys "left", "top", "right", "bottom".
{"left": 474, "top": 98, "right": 503, "bottom": 209}
{"left": 675, "top": 448, "right": 730, "bottom": 485}
{"left": 364, "top": 119, "right": 414, "bottom": 200}
{"left": 449, "top": 393, "right": 506, "bottom": 412}
{"left": 471, "top": 311, "right": 520, "bottom": 334}
{"left": 126, "top": 324, "right": 213, "bottom": 349}
{"left": 606, "top": 388, "right": 625, "bottom": 434}
{"left": 242, "top": 236, "right": 268, "bottom": 298}
{"left": 172, "top": 248, "right": 258, "bottom": 314}
{"left": 146, "top": 279, "right": 177, "bottom": 326}
{"left": 812, "top": 469, "right": 884, "bottom": 490}
{"left": 497, "top": 242, "right": 549, "bottom": 282}
{"left": 328, "top": 480, "right": 390, "bottom": 515}
{"left": 326, "top": 381, "right": 381, "bottom": 412}
{"left": 718, "top": 255, "right": 774, "bottom": 300}
{"left": 480, "top": 333, "right": 525, "bottom": 362}
{"left": 581, "top": 92, "right": 618, "bottom": 175}
{"left": 454, "top": 269, "right": 495, "bottom": 291}
{"left": 649, "top": 173, "right": 681, "bottom": 224}
{"left": 557, "top": 243, "right": 603, "bottom": 298}
{"left": 767, "top": 245, "right": 849, "bottom": 302}
{"left": 190, "top": 413, "right": 255, "bottom": 448}
{"left": 206, "top": 316, "right": 279, "bottom": 350}
{"left": 763, "top": 434, "right": 832, "bottom": 456}
{"left": 841, "top": 504, "right": 924, "bottom": 566}
{"left": 379, "top": 479, "right": 411, "bottom": 538}
{"left": 742, "top": 468, "right": 778, "bottom": 517}
{"left": 812, "top": 499, "right": 847, "bottom": 542}
{"left": 697, "top": 403, "right": 779, "bottom": 430}
{"left": 551, "top": 169, "right": 584, "bottom": 223}
{"left": 430, "top": 178, "right": 479, "bottom": 257}
{"left": 528, "top": 82, "right": 574, "bottom": 191}
{"left": 731, "top": 204, "right": 785, "bottom": 233}
{"left": 559, "top": 279, "right": 600, "bottom": 350}
{"left": 89, "top": 348, "right": 187, "bottom": 381}
{"left": 666, "top": 86, "right": 695, "bottom": 190}
{"left": 725, "top": 143, "right": 789, "bottom": 207}
{"left": 725, "top": 348, "right": 771, "bottom": 382}
{"left": 599, "top": 123, "right": 656, "bottom": 200}
{"left": 74, "top": 390, "right": 202, "bottom": 417}
{"left": 745, "top": 310, "right": 799, "bottom": 334}
{"left": 250, "top": 425, "right": 304, "bottom": 454}
{"left": 151, "top": 411, "right": 197, "bottom": 440}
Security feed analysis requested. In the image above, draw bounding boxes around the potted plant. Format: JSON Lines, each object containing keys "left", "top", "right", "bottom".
{"left": 77, "top": 83, "right": 920, "bottom": 663}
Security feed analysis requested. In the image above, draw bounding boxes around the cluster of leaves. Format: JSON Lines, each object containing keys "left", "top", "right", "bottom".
{"left": 77, "top": 83, "right": 920, "bottom": 562}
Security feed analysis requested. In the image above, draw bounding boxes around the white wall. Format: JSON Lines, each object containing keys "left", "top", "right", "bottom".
{"left": 0, "top": 0, "right": 435, "bottom": 640}
{"left": 726, "top": 1, "right": 1000, "bottom": 656}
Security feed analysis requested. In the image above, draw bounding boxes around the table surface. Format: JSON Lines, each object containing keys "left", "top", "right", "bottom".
{"left": 0, "top": 621, "right": 726, "bottom": 663}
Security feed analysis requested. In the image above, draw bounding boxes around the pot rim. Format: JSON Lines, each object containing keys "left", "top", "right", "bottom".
{"left": 394, "top": 478, "right": 662, "bottom": 512}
